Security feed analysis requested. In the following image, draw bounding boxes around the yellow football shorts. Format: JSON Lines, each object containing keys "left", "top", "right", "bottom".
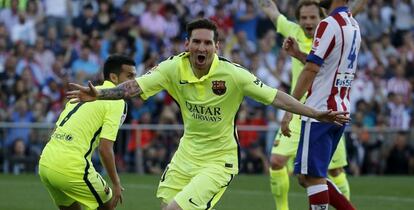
{"left": 157, "top": 159, "right": 235, "bottom": 210}
{"left": 39, "top": 165, "right": 112, "bottom": 210}
{"left": 328, "top": 136, "right": 348, "bottom": 169}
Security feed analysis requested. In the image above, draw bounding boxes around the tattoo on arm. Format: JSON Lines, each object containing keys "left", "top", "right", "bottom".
{"left": 98, "top": 80, "right": 142, "bottom": 100}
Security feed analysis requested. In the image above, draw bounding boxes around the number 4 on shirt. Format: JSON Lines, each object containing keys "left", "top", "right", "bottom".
{"left": 347, "top": 30, "right": 357, "bottom": 69}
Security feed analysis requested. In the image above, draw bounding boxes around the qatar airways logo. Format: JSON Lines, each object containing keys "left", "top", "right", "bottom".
{"left": 185, "top": 101, "right": 222, "bottom": 122}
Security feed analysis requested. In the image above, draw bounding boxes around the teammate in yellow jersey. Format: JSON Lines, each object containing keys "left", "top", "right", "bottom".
{"left": 66, "top": 19, "right": 350, "bottom": 210}
{"left": 259, "top": 0, "right": 366, "bottom": 209}
{"left": 39, "top": 55, "right": 136, "bottom": 210}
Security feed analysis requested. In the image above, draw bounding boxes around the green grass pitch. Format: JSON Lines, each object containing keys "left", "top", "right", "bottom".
{"left": 0, "top": 174, "right": 413, "bottom": 210}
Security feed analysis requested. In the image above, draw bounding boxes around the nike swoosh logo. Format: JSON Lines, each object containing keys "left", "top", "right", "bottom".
{"left": 179, "top": 80, "right": 189, "bottom": 84}
{"left": 189, "top": 198, "right": 198, "bottom": 206}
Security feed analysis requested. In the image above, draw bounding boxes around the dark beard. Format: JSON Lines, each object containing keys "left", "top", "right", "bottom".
{"left": 319, "top": 0, "right": 333, "bottom": 9}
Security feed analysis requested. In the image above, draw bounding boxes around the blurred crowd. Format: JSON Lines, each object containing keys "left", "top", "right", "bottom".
{"left": 0, "top": 0, "right": 413, "bottom": 175}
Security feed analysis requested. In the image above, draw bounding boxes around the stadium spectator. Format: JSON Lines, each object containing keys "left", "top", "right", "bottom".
{"left": 234, "top": 1, "right": 259, "bottom": 42}
{"left": 386, "top": 93, "right": 411, "bottom": 131}
{"left": 224, "top": 30, "right": 256, "bottom": 64}
{"left": 357, "top": 4, "right": 388, "bottom": 42}
{"left": 16, "top": 46, "right": 45, "bottom": 86}
{"left": 43, "top": 0, "right": 71, "bottom": 38}
{"left": 8, "top": 137, "right": 37, "bottom": 174}
{"left": 385, "top": 131, "right": 414, "bottom": 175}
{"left": 0, "top": 0, "right": 19, "bottom": 33}
{"left": 71, "top": 44, "right": 100, "bottom": 83}
{"left": 10, "top": 11, "right": 36, "bottom": 45}
{"left": 96, "top": 0, "right": 116, "bottom": 32}
{"left": 256, "top": 30, "right": 287, "bottom": 89}
{"left": 162, "top": 3, "right": 180, "bottom": 40}
{"left": 393, "top": 0, "right": 413, "bottom": 47}
{"left": 0, "top": 55, "right": 19, "bottom": 98}
{"left": 5, "top": 99, "right": 34, "bottom": 147}
{"left": 25, "top": 0, "right": 44, "bottom": 30}
{"left": 33, "top": 36, "right": 55, "bottom": 72}
{"left": 112, "top": 1, "right": 136, "bottom": 37}
{"left": 72, "top": 3, "right": 99, "bottom": 36}
{"left": 210, "top": 3, "right": 234, "bottom": 38}
{"left": 386, "top": 63, "right": 412, "bottom": 103}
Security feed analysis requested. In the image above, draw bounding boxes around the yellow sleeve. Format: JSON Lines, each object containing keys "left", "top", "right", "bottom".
{"left": 136, "top": 60, "right": 171, "bottom": 100}
{"left": 276, "top": 15, "right": 300, "bottom": 38}
{"left": 236, "top": 67, "right": 278, "bottom": 105}
{"left": 100, "top": 100, "right": 125, "bottom": 141}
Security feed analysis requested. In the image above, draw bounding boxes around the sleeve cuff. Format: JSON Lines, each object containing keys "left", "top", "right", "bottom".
{"left": 306, "top": 54, "right": 324, "bottom": 66}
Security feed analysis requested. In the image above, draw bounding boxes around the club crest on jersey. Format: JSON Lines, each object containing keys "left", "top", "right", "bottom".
{"left": 104, "top": 186, "right": 110, "bottom": 195}
{"left": 212, "top": 80, "right": 226, "bottom": 95}
{"left": 312, "top": 38, "right": 320, "bottom": 51}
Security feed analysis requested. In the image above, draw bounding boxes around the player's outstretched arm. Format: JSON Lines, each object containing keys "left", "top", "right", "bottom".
{"left": 273, "top": 62, "right": 350, "bottom": 126}
{"left": 67, "top": 79, "right": 142, "bottom": 103}
{"left": 258, "top": 0, "right": 281, "bottom": 26}
{"left": 99, "top": 139, "right": 124, "bottom": 208}
{"left": 272, "top": 91, "right": 350, "bottom": 126}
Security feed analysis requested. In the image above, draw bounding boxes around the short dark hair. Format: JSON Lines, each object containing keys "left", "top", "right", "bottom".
{"left": 103, "top": 54, "right": 136, "bottom": 80}
{"left": 186, "top": 18, "right": 219, "bottom": 43}
{"left": 295, "top": 0, "right": 326, "bottom": 20}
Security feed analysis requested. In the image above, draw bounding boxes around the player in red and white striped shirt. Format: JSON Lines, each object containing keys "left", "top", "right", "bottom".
{"left": 289, "top": 0, "right": 361, "bottom": 209}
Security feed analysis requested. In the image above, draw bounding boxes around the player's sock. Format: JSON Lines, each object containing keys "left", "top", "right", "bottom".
{"left": 269, "top": 167, "right": 289, "bottom": 210}
{"left": 328, "top": 171, "right": 350, "bottom": 200}
{"left": 327, "top": 179, "right": 356, "bottom": 210}
{"left": 307, "top": 184, "right": 329, "bottom": 210}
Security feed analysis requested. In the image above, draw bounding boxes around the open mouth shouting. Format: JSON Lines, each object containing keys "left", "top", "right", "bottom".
{"left": 305, "top": 27, "right": 314, "bottom": 36}
{"left": 196, "top": 54, "right": 207, "bottom": 66}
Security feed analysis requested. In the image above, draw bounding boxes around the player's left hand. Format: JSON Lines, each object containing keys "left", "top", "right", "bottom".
{"left": 112, "top": 184, "right": 124, "bottom": 208}
{"left": 281, "top": 112, "right": 293, "bottom": 137}
{"left": 314, "top": 110, "right": 350, "bottom": 126}
{"left": 283, "top": 36, "right": 300, "bottom": 58}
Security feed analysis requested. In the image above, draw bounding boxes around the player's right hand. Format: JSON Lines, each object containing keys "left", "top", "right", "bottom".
{"left": 112, "top": 184, "right": 124, "bottom": 208}
{"left": 66, "top": 81, "right": 99, "bottom": 103}
{"left": 281, "top": 112, "right": 293, "bottom": 137}
{"left": 315, "top": 110, "right": 350, "bottom": 126}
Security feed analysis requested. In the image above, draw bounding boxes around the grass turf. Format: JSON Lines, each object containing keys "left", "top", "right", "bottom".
{"left": 0, "top": 174, "right": 413, "bottom": 210}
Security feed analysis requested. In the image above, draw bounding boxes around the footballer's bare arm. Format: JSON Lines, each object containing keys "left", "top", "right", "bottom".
{"left": 99, "top": 80, "right": 142, "bottom": 100}
{"left": 67, "top": 80, "right": 142, "bottom": 103}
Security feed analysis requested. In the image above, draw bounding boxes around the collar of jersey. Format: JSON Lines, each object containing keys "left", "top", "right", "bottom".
{"left": 329, "top": 6, "right": 349, "bottom": 16}
{"left": 179, "top": 52, "right": 219, "bottom": 83}
{"left": 101, "top": 80, "right": 116, "bottom": 88}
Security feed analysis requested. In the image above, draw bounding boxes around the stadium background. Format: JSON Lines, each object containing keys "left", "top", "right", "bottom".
{"left": 0, "top": 0, "right": 413, "bottom": 209}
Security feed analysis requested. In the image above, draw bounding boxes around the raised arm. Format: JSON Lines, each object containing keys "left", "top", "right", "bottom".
{"left": 258, "top": 0, "right": 281, "bottom": 26}
{"left": 67, "top": 80, "right": 142, "bottom": 103}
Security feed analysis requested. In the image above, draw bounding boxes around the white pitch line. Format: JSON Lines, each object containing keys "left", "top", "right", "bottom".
{"left": 5, "top": 181, "right": 414, "bottom": 203}
{"left": 125, "top": 183, "right": 414, "bottom": 203}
